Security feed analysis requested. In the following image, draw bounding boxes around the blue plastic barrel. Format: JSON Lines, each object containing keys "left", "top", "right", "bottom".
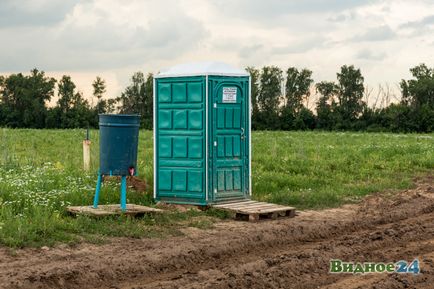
{"left": 99, "top": 114, "right": 140, "bottom": 176}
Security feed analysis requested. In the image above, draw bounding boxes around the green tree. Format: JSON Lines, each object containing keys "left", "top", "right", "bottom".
{"left": 117, "top": 72, "right": 153, "bottom": 128}
{"left": 57, "top": 75, "right": 76, "bottom": 114}
{"left": 93, "top": 76, "right": 107, "bottom": 113}
{"left": 141, "top": 73, "right": 154, "bottom": 129}
{"left": 294, "top": 107, "right": 316, "bottom": 130}
{"left": 92, "top": 76, "right": 115, "bottom": 116}
{"left": 335, "top": 65, "right": 366, "bottom": 127}
{"left": 315, "top": 81, "right": 338, "bottom": 130}
{"left": 380, "top": 103, "right": 416, "bottom": 132}
{"left": 93, "top": 76, "right": 106, "bottom": 100}
{"left": 315, "top": 65, "right": 365, "bottom": 130}
{"left": 284, "top": 67, "right": 313, "bottom": 112}
{"left": 57, "top": 75, "right": 94, "bottom": 128}
{"left": 0, "top": 69, "right": 55, "bottom": 128}
{"left": 400, "top": 63, "right": 434, "bottom": 108}
{"left": 399, "top": 63, "right": 434, "bottom": 132}
{"left": 281, "top": 67, "right": 313, "bottom": 130}
{"left": 117, "top": 72, "right": 145, "bottom": 114}
{"left": 258, "top": 66, "right": 283, "bottom": 129}
{"left": 0, "top": 76, "right": 4, "bottom": 125}
{"left": 245, "top": 67, "right": 260, "bottom": 129}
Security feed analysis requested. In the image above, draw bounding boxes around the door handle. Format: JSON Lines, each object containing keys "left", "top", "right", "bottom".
{"left": 241, "top": 127, "right": 245, "bottom": 140}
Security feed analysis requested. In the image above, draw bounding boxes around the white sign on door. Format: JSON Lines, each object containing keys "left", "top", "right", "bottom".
{"left": 222, "top": 87, "right": 237, "bottom": 103}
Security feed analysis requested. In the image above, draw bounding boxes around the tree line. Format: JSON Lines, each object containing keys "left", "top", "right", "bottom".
{"left": 0, "top": 64, "right": 432, "bottom": 132}
{"left": 249, "top": 63, "right": 433, "bottom": 132}
{"left": 0, "top": 71, "right": 153, "bottom": 129}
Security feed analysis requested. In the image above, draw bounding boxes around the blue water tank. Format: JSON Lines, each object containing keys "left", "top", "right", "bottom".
{"left": 99, "top": 114, "right": 140, "bottom": 176}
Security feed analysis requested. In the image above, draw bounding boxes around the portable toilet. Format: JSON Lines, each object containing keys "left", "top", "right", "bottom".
{"left": 154, "top": 61, "right": 251, "bottom": 205}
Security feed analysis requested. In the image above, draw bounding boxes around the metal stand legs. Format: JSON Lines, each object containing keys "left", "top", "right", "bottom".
{"left": 93, "top": 174, "right": 102, "bottom": 209}
{"left": 93, "top": 174, "right": 128, "bottom": 212}
{"left": 120, "top": 176, "right": 127, "bottom": 211}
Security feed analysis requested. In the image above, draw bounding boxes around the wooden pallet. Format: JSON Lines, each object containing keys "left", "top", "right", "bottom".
{"left": 66, "top": 204, "right": 163, "bottom": 217}
{"left": 212, "top": 200, "right": 296, "bottom": 222}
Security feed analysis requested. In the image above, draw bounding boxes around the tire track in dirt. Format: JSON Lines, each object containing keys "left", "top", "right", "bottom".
{"left": 0, "top": 177, "right": 433, "bottom": 289}
{"left": 124, "top": 195, "right": 434, "bottom": 289}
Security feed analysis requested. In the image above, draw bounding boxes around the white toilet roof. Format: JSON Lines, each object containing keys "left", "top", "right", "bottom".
{"left": 156, "top": 61, "right": 249, "bottom": 78}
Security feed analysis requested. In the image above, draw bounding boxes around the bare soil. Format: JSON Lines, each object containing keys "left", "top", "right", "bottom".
{"left": 102, "top": 176, "right": 149, "bottom": 193}
{"left": 1, "top": 176, "right": 433, "bottom": 289}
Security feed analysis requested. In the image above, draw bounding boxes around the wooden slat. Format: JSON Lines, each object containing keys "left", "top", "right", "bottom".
{"left": 217, "top": 202, "right": 271, "bottom": 210}
{"left": 242, "top": 205, "right": 294, "bottom": 212}
{"left": 213, "top": 201, "right": 257, "bottom": 208}
{"left": 66, "top": 204, "right": 163, "bottom": 217}
{"left": 242, "top": 206, "right": 295, "bottom": 214}
{"left": 214, "top": 201, "right": 293, "bottom": 212}
{"left": 232, "top": 203, "right": 279, "bottom": 210}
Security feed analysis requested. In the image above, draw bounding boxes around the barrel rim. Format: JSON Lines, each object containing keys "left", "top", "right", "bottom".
{"left": 99, "top": 113, "right": 141, "bottom": 117}
{"left": 99, "top": 123, "right": 140, "bottom": 127}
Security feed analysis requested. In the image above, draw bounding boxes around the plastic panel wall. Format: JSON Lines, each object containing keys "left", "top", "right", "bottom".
{"left": 155, "top": 77, "right": 207, "bottom": 204}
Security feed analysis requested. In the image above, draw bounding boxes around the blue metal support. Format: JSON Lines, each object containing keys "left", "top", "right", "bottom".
{"left": 120, "top": 176, "right": 127, "bottom": 211}
{"left": 93, "top": 174, "right": 102, "bottom": 208}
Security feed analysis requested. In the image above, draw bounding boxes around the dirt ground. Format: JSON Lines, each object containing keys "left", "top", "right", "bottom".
{"left": 1, "top": 176, "right": 433, "bottom": 289}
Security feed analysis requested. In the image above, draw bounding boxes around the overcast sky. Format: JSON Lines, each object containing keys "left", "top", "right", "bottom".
{"left": 1, "top": 0, "right": 433, "bottom": 100}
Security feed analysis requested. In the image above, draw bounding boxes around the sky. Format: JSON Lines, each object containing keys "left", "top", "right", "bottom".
{"left": 1, "top": 0, "right": 433, "bottom": 102}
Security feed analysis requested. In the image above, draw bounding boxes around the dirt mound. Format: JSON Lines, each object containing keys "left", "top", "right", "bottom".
{"left": 103, "top": 176, "right": 149, "bottom": 193}
{"left": 0, "top": 176, "right": 433, "bottom": 289}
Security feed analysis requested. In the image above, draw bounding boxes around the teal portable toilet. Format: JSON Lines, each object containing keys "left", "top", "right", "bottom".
{"left": 154, "top": 62, "right": 251, "bottom": 205}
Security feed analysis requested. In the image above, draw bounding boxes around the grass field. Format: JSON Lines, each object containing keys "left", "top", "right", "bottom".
{"left": 0, "top": 129, "right": 433, "bottom": 247}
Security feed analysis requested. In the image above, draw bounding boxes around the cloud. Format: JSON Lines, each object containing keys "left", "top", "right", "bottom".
{"left": 0, "top": 1, "right": 207, "bottom": 71}
{"left": 398, "top": 14, "right": 434, "bottom": 37}
{"left": 356, "top": 48, "right": 386, "bottom": 60}
{"left": 0, "top": 0, "right": 434, "bottom": 95}
{"left": 271, "top": 36, "right": 326, "bottom": 54}
{"left": 400, "top": 14, "right": 434, "bottom": 28}
{"left": 328, "top": 14, "right": 347, "bottom": 22}
{"left": 210, "top": 0, "right": 370, "bottom": 19}
{"left": 239, "top": 44, "right": 264, "bottom": 59}
{"left": 353, "top": 25, "right": 396, "bottom": 42}
{"left": 327, "top": 11, "right": 357, "bottom": 22}
{"left": 0, "top": 0, "right": 80, "bottom": 27}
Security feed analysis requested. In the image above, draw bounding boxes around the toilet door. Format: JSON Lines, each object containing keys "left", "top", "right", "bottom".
{"left": 209, "top": 78, "right": 249, "bottom": 202}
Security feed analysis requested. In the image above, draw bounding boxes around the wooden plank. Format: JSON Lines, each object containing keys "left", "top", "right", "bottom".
{"left": 222, "top": 203, "right": 270, "bottom": 210}
{"left": 102, "top": 204, "right": 162, "bottom": 213}
{"left": 240, "top": 205, "right": 295, "bottom": 213}
{"left": 231, "top": 203, "right": 279, "bottom": 210}
{"left": 215, "top": 201, "right": 270, "bottom": 209}
{"left": 66, "top": 204, "right": 163, "bottom": 217}
{"left": 213, "top": 203, "right": 251, "bottom": 209}
{"left": 242, "top": 206, "right": 295, "bottom": 214}
{"left": 226, "top": 203, "right": 284, "bottom": 211}
{"left": 67, "top": 206, "right": 116, "bottom": 216}
{"left": 213, "top": 200, "right": 257, "bottom": 208}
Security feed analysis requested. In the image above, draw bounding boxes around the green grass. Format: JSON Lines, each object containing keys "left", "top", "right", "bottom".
{"left": 0, "top": 129, "right": 433, "bottom": 247}
{"left": 252, "top": 131, "right": 433, "bottom": 208}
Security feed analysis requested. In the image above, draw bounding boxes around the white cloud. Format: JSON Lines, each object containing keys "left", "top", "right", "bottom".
{"left": 0, "top": 0, "right": 433, "bottom": 99}
{"left": 0, "top": 0, "right": 80, "bottom": 26}
{"left": 353, "top": 25, "right": 396, "bottom": 42}
{"left": 0, "top": 0, "right": 207, "bottom": 71}
{"left": 356, "top": 48, "right": 387, "bottom": 60}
